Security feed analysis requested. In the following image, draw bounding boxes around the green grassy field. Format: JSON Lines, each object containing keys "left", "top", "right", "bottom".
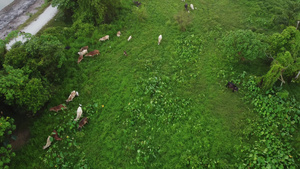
{"left": 9, "top": 0, "right": 299, "bottom": 168}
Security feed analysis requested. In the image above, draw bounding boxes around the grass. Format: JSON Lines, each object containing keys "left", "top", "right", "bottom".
{"left": 9, "top": 0, "right": 299, "bottom": 168}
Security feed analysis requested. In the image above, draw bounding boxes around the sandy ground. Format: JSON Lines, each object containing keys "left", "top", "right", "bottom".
{"left": 0, "top": 0, "right": 45, "bottom": 40}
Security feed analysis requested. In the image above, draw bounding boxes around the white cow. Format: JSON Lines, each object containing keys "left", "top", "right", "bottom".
{"left": 158, "top": 35, "right": 162, "bottom": 45}
{"left": 117, "top": 31, "right": 121, "bottom": 37}
{"left": 99, "top": 35, "right": 109, "bottom": 41}
{"left": 66, "top": 90, "right": 79, "bottom": 103}
{"left": 74, "top": 104, "right": 83, "bottom": 121}
{"left": 43, "top": 136, "right": 52, "bottom": 149}
{"left": 78, "top": 49, "right": 88, "bottom": 56}
{"left": 190, "top": 4, "right": 194, "bottom": 10}
{"left": 128, "top": 35, "right": 132, "bottom": 41}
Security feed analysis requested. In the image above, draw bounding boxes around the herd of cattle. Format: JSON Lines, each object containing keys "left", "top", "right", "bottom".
{"left": 43, "top": 90, "right": 85, "bottom": 149}
{"left": 43, "top": 1, "right": 238, "bottom": 150}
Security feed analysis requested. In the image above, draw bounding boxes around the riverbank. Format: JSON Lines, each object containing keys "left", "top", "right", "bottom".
{"left": 0, "top": 0, "right": 44, "bottom": 40}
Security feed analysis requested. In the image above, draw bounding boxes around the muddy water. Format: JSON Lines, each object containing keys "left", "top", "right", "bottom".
{"left": 0, "top": 0, "right": 14, "bottom": 11}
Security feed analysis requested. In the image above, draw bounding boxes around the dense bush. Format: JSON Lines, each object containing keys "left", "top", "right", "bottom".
{"left": 0, "top": 116, "right": 16, "bottom": 169}
{"left": 0, "top": 33, "right": 67, "bottom": 114}
{"left": 52, "top": 0, "right": 122, "bottom": 24}
{"left": 220, "top": 29, "right": 268, "bottom": 62}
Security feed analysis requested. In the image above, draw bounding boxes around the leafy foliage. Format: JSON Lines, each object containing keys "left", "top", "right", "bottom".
{"left": 238, "top": 74, "right": 300, "bottom": 169}
{"left": 220, "top": 29, "right": 268, "bottom": 61}
{"left": 261, "top": 26, "right": 300, "bottom": 89}
{"left": 0, "top": 116, "right": 16, "bottom": 169}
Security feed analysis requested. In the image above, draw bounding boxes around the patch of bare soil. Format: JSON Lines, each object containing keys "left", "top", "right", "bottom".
{"left": 10, "top": 128, "right": 30, "bottom": 151}
{"left": 0, "top": 0, "right": 45, "bottom": 40}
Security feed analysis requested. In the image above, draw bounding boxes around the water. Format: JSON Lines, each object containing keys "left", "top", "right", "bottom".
{"left": 0, "top": 0, "right": 14, "bottom": 11}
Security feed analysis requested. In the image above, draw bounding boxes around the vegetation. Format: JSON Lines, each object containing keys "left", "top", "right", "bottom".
{"left": 0, "top": 0, "right": 299, "bottom": 168}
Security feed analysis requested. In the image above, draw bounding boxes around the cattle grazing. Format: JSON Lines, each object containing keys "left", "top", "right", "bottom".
{"left": 128, "top": 35, "right": 132, "bottom": 41}
{"left": 85, "top": 50, "right": 100, "bottom": 57}
{"left": 78, "top": 55, "right": 84, "bottom": 63}
{"left": 133, "top": 1, "right": 141, "bottom": 7}
{"left": 158, "top": 35, "right": 162, "bottom": 45}
{"left": 78, "top": 49, "right": 88, "bottom": 56}
{"left": 66, "top": 90, "right": 79, "bottom": 103}
{"left": 74, "top": 104, "right": 83, "bottom": 121}
{"left": 79, "top": 46, "right": 88, "bottom": 52}
{"left": 78, "top": 117, "right": 88, "bottom": 131}
{"left": 117, "top": 31, "right": 121, "bottom": 37}
{"left": 124, "top": 51, "right": 128, "bottom": 56}
{"left": 43, "top": 136, "right": 52, "bottom": 149}
{"left": 190, "top": 4, "right": 194, "bottom": 10}
{"left": 184, "top": 3, "right": 188, "bottom": 11}
{"left": 49, "top": 104, "right": 67, "bottom": 112}
{"left": 52, "top": 130, "right": 62, "bottom": 141}
{"left": 99, "top": 35, "right": 109, "bottom": 41}
{"left": 226, "top": 82, "right": 239, "bottom": 92}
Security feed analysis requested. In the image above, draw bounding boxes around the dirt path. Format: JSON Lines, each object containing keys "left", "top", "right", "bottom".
{"left": 0, "top": 0, "right": 44, "bottom": 40}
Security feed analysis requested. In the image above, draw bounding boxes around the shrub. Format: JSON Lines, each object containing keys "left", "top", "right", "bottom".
{"left": 174, "top": 11, "right": 193, "bottom": 32}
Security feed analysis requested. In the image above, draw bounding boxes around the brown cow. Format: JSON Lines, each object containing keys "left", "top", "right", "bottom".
{"left": 78, "top": 117, "right": 88, "bottom": 131}
{"left": 52, "top": 130, "right": 62, "bottom": 141}
{"left": 49, "top": 104, "right": 67, "bottom": 112}
{"left": 78, "top": 55, "right": 83, "bottom": 63}
{"left": 79, "top": 46, "right": 88, "bottom": 52}
{"left": 124, "top": 51, "right": 128, "bottom": 56}
{"left": 85, "top": 50, "right": 100, "bottom": 57}
{"left": 66, "top": 90, "right": 79, "bottom": 103}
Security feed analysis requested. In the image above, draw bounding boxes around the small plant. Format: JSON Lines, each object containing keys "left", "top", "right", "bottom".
{"left": 174, "top": 11, "right": 193, "bottom": 31}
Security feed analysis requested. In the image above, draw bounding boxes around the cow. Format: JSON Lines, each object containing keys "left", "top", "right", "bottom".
{"left": 49, "top": 104, "right": 67, "bottom": 112}
{"left": 158, "top": 35, "right": 162, "bottom": 45}
{"left": 124, "top": 51, "right": 128, "bottom": 56}
{"left": 78, "top": 117, "right": 88, "bottom": 131}
{"left": 99, "top": 35, "right": 109, "bottom": 41}
{"left": 78, "top": 55, "right": 83, "bottom": 63}
{"left": 128, "top": 35, "right": 132, "bottom": 41}
{"left": 190, "top": 4, "right": 194, "bottom": 10}
{"left": 78, "top": 49, "right": 88, "bottom": 56}
{"left": 52, "top": 130, "right": 62, "bottom": 141}
{"left": 43, "top": 136, "right": 52, "bottom": 149}
{"left": 133, "top": 1, "right": 141, "bottom": 7}
{"left": 117, "top": 31, "right": 121, "bottom": 37}
{"left": 74, "top": 104, "right": 82, "bottom": 121}
{"left": 79, "top": 46, "right": 88, "bottom": 52}
{"left": 226, "top": 82, "right": 239, "bottom": 92}
{"left": 184, "top": 3, "right": 188, "bottom": 11}
{"left": 66, "top": 90, "right": 79, "bottom": 103}
{"left": 85, "top": 50, "right": 100, "bottom": 57}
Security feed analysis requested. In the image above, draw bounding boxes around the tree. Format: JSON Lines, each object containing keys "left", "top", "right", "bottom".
{"left": 221, "top": 29, "right": 268, "bottom": 62}
{"left": 261, "top": 26, "right": 300, "bottom": 89}
{"left": 52, "top": 0, "right": 122, "bottom": 25}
